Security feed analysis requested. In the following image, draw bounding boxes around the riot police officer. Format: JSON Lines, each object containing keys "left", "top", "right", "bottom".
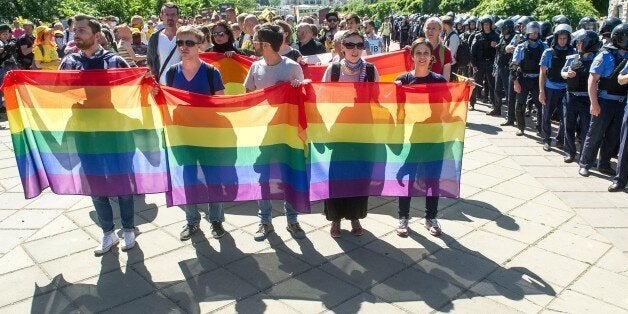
{"left": 512, "top": 21, "right": 547, "bottom": 136}
{"left": 470, "top": 15, "right": 500, "bottom": 111}
{"left": 579, "top": 23, "right": 628, "bottom": 177}
{"left": 539, "top": 24, "right": 576, "bottom": 151}
{"left": 494, "top": 19, "right": 516, "bottom": 120}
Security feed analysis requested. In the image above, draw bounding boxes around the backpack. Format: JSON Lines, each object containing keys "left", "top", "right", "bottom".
{"left": 330, "top": 61, "right": 375, "bottom": 82}
{"left": 446, "top": 32, "right": 470, "bottom": 67}
{"left": 166, "top": 62, "right": 216, "bottom": 95}
{"left": 76, "top": 50, "right": 117, "bottom": 69}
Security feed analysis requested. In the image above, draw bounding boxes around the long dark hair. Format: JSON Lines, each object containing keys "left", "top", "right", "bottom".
{"left": 210, "top": 20, "right": 235, "bottom": 46}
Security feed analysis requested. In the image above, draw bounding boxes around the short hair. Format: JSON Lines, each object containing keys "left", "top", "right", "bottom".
{"left": 345, "top": 13, "right": 360, "bottom": 24}
{"left": 424, "top": 17, "right": 442, "bottom": 31}
{"left": 226, "top": 8, "right": 236, "bottom": 13}
{"left": 326, "top": 12, "right": 339, "bottom": 21}
{"left": 237, "top": 13, "right": 247, "bottom": 24}
{"left": 67, "top": 17, "right": 74, "bottom": 27}
{"left": 301, "top": 17, "right": 315, "bottom": 24}
{"left": 256, "top": 24, "right": 282, "bottom": 52}
{"left": 74, "top": 14, "right": 101, "bottom": 34}
{"left": 231, "top": 23, "right": 241, "bottom": 31}
{"left": 274, "top": 20, "right": 293, "bottom": 44}
{"left": 176, "top": 25, "right": 204, "bottom": 43}
{"left": 341, "top": 29, "right": 364, "bottom": 43}
{"left": 410, "top": 37, "right": 434, "bottom": 55}
{"left": 440, "top": 16, "right": 453, "bottom": 27}
{"left": 333, "top": 30, "right": 346, "bottom": 43}
{"left": 131, "top": 15, "right": 143, "bottom": 22}
{"left": 161, "top": 2, "right": 180, "bottom": 14}
{"left": 365, "top": 20, "right": 375, "bottom": 28}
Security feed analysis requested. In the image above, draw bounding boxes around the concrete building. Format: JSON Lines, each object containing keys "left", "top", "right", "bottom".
{"left": 609, "top": 0, "right": 628, "bottom": 21}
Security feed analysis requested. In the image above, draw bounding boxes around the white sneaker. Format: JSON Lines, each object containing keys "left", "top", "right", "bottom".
{"left": 121, "top": 230, "right": 136, "bottom": 251}
{"left": 94, "top": 232, "right": 119, "bottom": 256}
{"left": 396, "top": 218, "right": 409, "bottom": 237}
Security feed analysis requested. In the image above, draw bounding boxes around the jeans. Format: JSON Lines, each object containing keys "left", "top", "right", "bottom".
{"left": 258, "top": 200, "right": 298, "bottom": 225}
{"left": 183, "top": 203, "right": 224, "bottom": 226}
{"left": 92, "top": 195, "right": 135, "bottom": 234}
{"left": 613, "top": 103, "right": 628, "bottom": 185}
{"left": 516, "top": 76, "right": 541, "bottom": 132}
{"left": 541, "top": 87, "right": 566, "bottom": 144}
{"left": 398, "top": 196, "right": 439, "bottom": 219}
{"left": 494, "top": 66, "right": 509, "bottom": 113}
{"left": 563, "top": 93, "right": 591, "bottom": 158}
{"left": 579, "top": 98, "right": 625, "bottom": 170}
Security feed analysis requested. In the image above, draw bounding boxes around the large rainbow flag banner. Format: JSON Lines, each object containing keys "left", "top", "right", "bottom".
{"left": 199, "top": 52, "right": 254, "bottom": 95}
{"left": 3, "top": 69, "right": 168, "bottom": 198}
{"left": 160, "top": 83, "right": 309, "bottom": 209}
{"left": 305, "top": 82, "right": 469, "bottom": 201}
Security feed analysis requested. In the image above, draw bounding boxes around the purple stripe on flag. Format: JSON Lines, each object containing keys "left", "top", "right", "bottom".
{"left": 309, "top": 178, "right": 461, "bottom": 201}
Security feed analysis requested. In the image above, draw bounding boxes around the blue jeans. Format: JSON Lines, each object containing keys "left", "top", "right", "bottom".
{"left": 398, "top": 196, "right": 439, "bottom": 219}
{"left": 183, "top": 203, "right": 224, "bottom": 226}
{"left": 563, "top": 93, "right": 591, "bottom": 158}
{"left": 541, "top": 87, "right": 566, "bottom": 144}
{"left": 613, "top": 103, "right": 628, "bottom": 186}
{"left": 257, "top": 200, "right": 298, "bottom": 225}
{"left": 92, "top": 195, "right": 135, "bottom": 234}
{"left": 580, "top": 98, "right": 625, "bottom": 170}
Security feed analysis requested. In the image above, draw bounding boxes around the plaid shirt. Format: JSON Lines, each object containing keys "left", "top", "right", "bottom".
{"left": 59, "top": 46, "right": 129, "bottom": 70}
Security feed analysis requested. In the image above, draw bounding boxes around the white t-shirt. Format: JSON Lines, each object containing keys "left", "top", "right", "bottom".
{"left": 157, "top": 32, "right": 181, "bottom": 84}
{"left": 444, "top": 31, "right": 460, "bottom": 65}
{"left": 365, "top": 34, "right": 383, "bottom": 55}
{"left": 244, "top": 56, "right": 304, "bottom": 91}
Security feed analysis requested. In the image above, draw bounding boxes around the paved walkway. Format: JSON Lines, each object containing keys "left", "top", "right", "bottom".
{"left": 1, "top": 95, "right": 628, "bottom": 312}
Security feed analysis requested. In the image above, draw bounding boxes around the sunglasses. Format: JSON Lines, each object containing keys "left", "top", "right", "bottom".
{"left": 342, "top": 42, "right": 365, "bottom": 49}
{"left": 211, "top": 31, "right": 226, "bottom": 37}
{"left": 176, "top": 40, "right": 199, "bottom": 47}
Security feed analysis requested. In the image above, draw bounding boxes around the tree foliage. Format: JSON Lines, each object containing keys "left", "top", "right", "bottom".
{"left": 472, "top": 0, "right": 599, "bottom": 23}
{"left": 439, "top": 0, "right": 481, "bottom": 13}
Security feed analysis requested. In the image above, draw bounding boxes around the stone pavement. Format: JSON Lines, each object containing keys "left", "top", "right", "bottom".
{"left": 2, "top": 101, "right": 628, "bottom": 313}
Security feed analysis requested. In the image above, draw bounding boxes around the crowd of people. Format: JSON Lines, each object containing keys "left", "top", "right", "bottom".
{"left": 0, "top": 4, "right": 626, "bottom": 256}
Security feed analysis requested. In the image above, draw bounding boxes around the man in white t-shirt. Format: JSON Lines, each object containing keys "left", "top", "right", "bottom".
{"left": 364, "top": 20, "right": 384, "bottom": 55}
{"left": 441, "top": 16, "right": 460, "bottom": 73}
{"left": 243, "top": 24, "right": 307, "bottom": 242}
{"left": 147, "top": 2, "right": 181, "bottom": 84}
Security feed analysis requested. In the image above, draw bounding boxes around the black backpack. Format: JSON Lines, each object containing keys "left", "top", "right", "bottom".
{"left": 446, "top": 32, "right": 470, "bottom": 67}
{"left": 166, "top": 62, "right": 216, "bottom": 95}
{"left": 330, "top": 62, "right": 375, "bottom": 82}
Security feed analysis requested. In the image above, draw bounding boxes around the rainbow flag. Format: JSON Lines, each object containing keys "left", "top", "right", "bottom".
{"left": 160, "top": 83, "right": 309, "bottom": 210}
{"left": 199, "top": 52, "right": 254, "bottom": 95}
{"left": 301, "top": 50, "right": 413, "bottom": 82}
{"left": 3, "top": 69, "right": 168, "bottom": 198}
{"left": 304, "top": 82, "right": 469, "bottom": 201}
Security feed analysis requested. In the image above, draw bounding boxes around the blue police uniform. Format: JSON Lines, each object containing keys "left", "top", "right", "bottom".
{"left": 579, "top": 48, "right": 628, "bottom": 172}
{"left": 562, "top": 53, "right": 595, "bottom": 160}
{"left": 512, "top": 39, "right": 548, "bottom": 133}
{"left": 540, "top": 45, "right": 577, "bottom": 146}
{"left": 611, "top": 62, "right": 628, "bottom": 188}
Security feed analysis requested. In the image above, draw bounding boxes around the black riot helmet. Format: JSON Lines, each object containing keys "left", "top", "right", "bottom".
{"left": 600, "top": 17, "right": 622, "bottom": 38}
{"left": 609, "top": 23, "right": 628, "bottom": 50}
{"left": 501, "top": 18, "right": 515, "bottom": 36}
{"left": 572, "top": 29, "right": 602, "bottom": 53}
{"left": 552, "top": 24, "right": 573, "bottom": 47}
{"left": 526, "top": 21, "right": 541, "bottom": 38}
{"left": 578, "top": 16, "right": 597, "bottom": 31}
{"left": 540, "top": 21, "right": 552, "bottom": 39}
{"left": 552, "top": 15, "right": 571, "bottom": 26}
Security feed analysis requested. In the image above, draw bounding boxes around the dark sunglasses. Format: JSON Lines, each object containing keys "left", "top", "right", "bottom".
{"left": 211, "top": 31, "right": 226, "bottom": 37}
{"left": 342, "top": 42, "right": 365, "bottom": 49}
{"left": 176, "top": 40, "right": 199, "bottom": 47}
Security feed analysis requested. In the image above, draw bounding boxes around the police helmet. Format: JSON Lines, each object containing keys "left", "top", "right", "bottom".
{"left": 600, "top": 17, "right": 622, "bottom": 37}
{"left": 610, "top": 23, "right": 628, "bottom": 50}
{"left": 552, "top": 24, "right": 573, "bottom": 46}
{"left": 540, "top": 21, "right": 552, "bottom": 38}
{"left": 526, "top": 21, "right": 541, "bottom": 36}
{"left": 572, "top": 29, "right": 602, "bottom": 53}
{"left": 480, "top": 14, "right": 493, "bottom": 26}
{"left": 517, "top": 16, "right": 531, "bottom": 27}
{"left": 552, "top": 15, "right": 571, "bottom": 26}
{"left": 578, "top": 16, "right": 597, "bottom": 30}
{"left": 501, "top": 19, "right": 515, "bottom": 35}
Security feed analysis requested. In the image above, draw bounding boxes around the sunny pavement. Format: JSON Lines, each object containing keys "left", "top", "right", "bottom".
{"left": 1, "top": 81, "right": 628, "bottom": 312}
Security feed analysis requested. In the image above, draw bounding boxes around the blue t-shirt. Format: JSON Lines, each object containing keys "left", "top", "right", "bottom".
{"left": 590, "top": 49, "right": 627, "bottom": 100}
{"left": 170, "top": 62, "right": 225, "bottom": 95}
{"left": 395, "top": 71, "right": 447, "bottom": 85}
{"left": 540, "top": 46, "right": 577, "bottom": 89}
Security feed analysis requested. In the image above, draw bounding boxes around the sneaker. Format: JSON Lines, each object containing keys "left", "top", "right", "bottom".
{"left": 396, "top": 218, "right": 409, "bottom": 237}
{"left": 330, "top": 220, "right": 341, "bottom": 238}
{"left": 121, "top": 230, "right": 136, "bottom": 251}
{"left": 253, "top": 223, "right": 274, "bottom": 241}
{"left": 543, "top": 142, "right": 551, "bottom": 151}
{"left": 516, "top": 130, "right": 524, "bottom": 136}
{"left": 180, "top": 224, "right": 200, "bottom": 241}
{"left": 350, "top": 219, "right": 364, "bottom": 236}
{"left": 94, "top": 232, "right": 119, "bottom": 256}
{"left": 286, "top": 222, "right": 306, "bottom": 239}
{"left": 211, "top": 221, "right": 226, "bottom": 239}
{"left": 424, "top": 218, "right": 442, "bottom": 237}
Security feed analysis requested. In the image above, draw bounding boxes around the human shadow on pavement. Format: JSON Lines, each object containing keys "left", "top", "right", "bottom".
{"left": 31, "top": 218, "right": 554, "bottom": 313}
{"left": 466, "top": 121, "right": 501, "bottom": 135}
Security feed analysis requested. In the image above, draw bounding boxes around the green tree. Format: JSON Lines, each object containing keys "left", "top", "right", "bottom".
{"left": 439, "top": 0, "right": 480, "bottom": 13}
{"left": 534, "top": 0, "right": 598, "bottom": 23}
{"left": 472, "top": 0, "right": 537, "bottom": 17}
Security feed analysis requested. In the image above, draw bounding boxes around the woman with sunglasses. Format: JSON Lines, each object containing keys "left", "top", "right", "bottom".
{"left": 321, "top": 30, "right": 379, "bottom": 238}
{"left": 164, "top": 26, "right": 228, "bottom": 241}
{"left": 208, "top": 20, "right": 244, "bottom": 57}
{"left": 394, "top": 37, "right": 474, "bottom": 237}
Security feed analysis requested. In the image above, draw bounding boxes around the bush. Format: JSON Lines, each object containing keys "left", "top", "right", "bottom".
{"left": 472, "top": 0, "right": 598, "bottom": 22}
{"left": 439, "top": 0, "right": 481, "bottom": 13}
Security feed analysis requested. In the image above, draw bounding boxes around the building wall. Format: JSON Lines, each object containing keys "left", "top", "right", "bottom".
{"left": 609, "top": 0, "right": 628, "bottom": 22}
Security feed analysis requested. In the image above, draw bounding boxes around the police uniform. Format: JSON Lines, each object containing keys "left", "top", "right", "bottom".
{"left": 470, "top": 28, "right": 500, "bottom": 109}
{"left": 610, "top": 61, "right": 628, "bottom": 190}
{"left": 579, "top": 48, "right": 628, "bottom": 173}
{"left": 562, "top": 53, "right": 595, "bottom": 161}
{"left": 540, "top": 45, "right": 576, "bottom": 147}
{"left": 513, "top": 39, "right": 548, "bottom": 133}
{"left": 494, "top": 33, "right": 514, "bottom": 120}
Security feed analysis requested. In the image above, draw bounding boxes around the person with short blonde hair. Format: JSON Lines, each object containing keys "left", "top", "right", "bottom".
{"left": 424, "top": 17, "right": 452, "bottom": 81}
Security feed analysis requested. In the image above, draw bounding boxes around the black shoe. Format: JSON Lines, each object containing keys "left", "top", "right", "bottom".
{"left": 469, "top": 105, "right": 475, "bottom": 111}
{"left": 211, "top": 221, "right": 226, "bottom": 239}
{"left": 598, "top": 167, "right": 617, "bottom": 176}
{"left": 516, "top": 130, "right": 524, "bottom": 136}
{"left": 563, "top": 156, "right": 575, "bottom": 163}
{"left": 608, "top": 182, "right": 626, "bottom": 192}
{"left": 500, "top": 121, "right": 515, "bottom": 126}
{"left": 180, "top": 224, "right": 200, "bottom": 241}
{"left": 555, "top": 141, "right": 564, "bottom": 149}
{"left": 579, "top": 167, "right": 590, "bottom": 177}
{"left": 486, "top": 109, "right": 501, "bottom": 116}
{"left": 543, "top": 142, "right": 551, "bottom": 151}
